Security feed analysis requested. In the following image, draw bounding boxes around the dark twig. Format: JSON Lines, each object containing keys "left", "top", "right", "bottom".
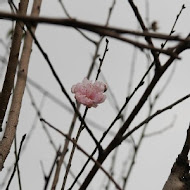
{"left": 62, "top": 39, "right": 109, "bottom": 189}
{"left": 122, "top": 44, "right": 176, "bottom": 188}
{"left": 16, "top": 12, "right": 101, "bottom": 149}
{"left": 61, "top": 107, "right": 89, "bottom": 190}
{"left": 78, "top": 35, "right": 190, "bottom": 189}
{"left": 0, "top": 11, "right": 183, "bottom": 57}
{"left": 26, "top": 86, "right": 58, "bottom": 151}
{"left": 145, "top": 116, "right": 176, "bottom": 137}
{"left": 95, "top": 39, "right": 109, "bottom": 81}
{"left": 63, "top": 162, "right": 82, "bottom": 187}
{"left": 161, "top": 4, "right": 186, "bottom": 49}
{"left": 27, "top": 77, "right": 106, "bottom": 132}
{"left": 40, "top": 161, "right": 47, "bottom": 180}
{"left": 105, "top": 147, "right": 119, "bottom": 190}
{"left": 41, "top": 119, "right": 123, "bottom": 190}
{"left": 6, "top": 134, "right": 26, "bottom": 190}
{"left": 128, "top": 0, "right": 161, "bottom": 69}
{"left": 43, "top": 147, "right": 61, "bottom": 190}
{"left": 122, "top": 94, "right": 190, "bottom": 141}
{"left": 163, "top": 124, "right": 190, "bottom": 190}
{"left": 14, "top": 135, "right": 22, "bottom": 190}
{"left": 68, "top": 58, "right": 154, "bottom": 190}
{"left": 58, "top": 0, "right": 97, "bottom": 44}
{"left": 0, "top": 11, "right": 187, "bottom": 41}
{"left": 52, "top": 2, "right": 115, "bottom": 188}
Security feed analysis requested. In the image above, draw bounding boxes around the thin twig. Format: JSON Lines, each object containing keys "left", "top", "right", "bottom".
{"left": 26, "top": 86, "right": 58, "bottom": 151}
{"left": 14, "top": 134, "right": 22, "bottom": 190}
{"left": 163, "top": 124, "right": 190, "bottom": 190}
{"left": 161, "top": 4, "right": 186, "bottom": 49}
{"left": 5, "top": 134, "right": 26, "bottom": 190}
{"left": 51, "top": 2, "right": 116, "bottom": 188}
{"left": 128, "top": 0, "right": 161, "bottom": 69}
{"left": 62, "top": 39, "right": 109, "bottom": 189}
{"left": 18, "top": 11, "right": 101, "bottom": 149}
{"left": 43, "top": 147, "right": 61, "bottom": 190}
{"left": 78, "top": 35, "right": 190, "bottom": 189}
{"left": 61, "top": 107, "right": 89, "bottom": 190}
{"left": 27, "top": 77, "right": 106, "bottom": 131}
{"left": 122, "top": 48, "right": 153, "bottom": 188}
{"left": 40, "top": 161, "right": 47, "bottom": 180}
{"left": 58, "top": 0, "right": 97, "bottom": 44}
{"left": 68, "top": 57, "right": 155, "bottom": 190}
{"left": 122, "top": 93, "right": 190, "bottom": 141}
{"left": 0, "top": 11, "right": 187, "bottom": 41}
{"left": 0, "top": 11, "right": 183, "bottom": 57}
{"left": 95, "top": 38, "right": 109, "bottom": 80}
{"left": 41, "top": 119, "right": 123, "bottom": 190}
{"left": 145, "top": 116, "right": 176, "bottom": 137}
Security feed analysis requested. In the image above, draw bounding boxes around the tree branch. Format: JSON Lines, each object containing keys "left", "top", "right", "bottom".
{"left": 0, "top": 0, "right": 30, "bottom": 171}
{"left": 163, "top": 124, "right": 190, "bottom": 190}
{"left": 0, "top": 11, "right": 185, "bottom": 57}
{"left": 41, "top": 119, "right": 122, "bottom": 190}
{"left": 0, "top": 1, "right": 29, "bottom": 132}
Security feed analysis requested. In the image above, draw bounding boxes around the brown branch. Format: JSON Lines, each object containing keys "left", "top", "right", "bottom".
{"left": 0, "top": 1, "right": 29, "bottom": 132}
{"left": 0, "top": 11, "right": 184, "bottom": 57}
{"left": 69, "top": 57, "right": 155, "bottom": 190}
{"left": 163, "top": 124, "right": 190, "bottom": 190}
{"left": 161, "top": 4, "right": 186, "bottom": 49}
{"left": 78, "top": 34, "right": 190, "bottom": 189}
{"left": 27, "top": 77, "right": 106, "bottom": 132}
{"left": 0, "top": 11, "right": 187, "bottom": 41}
{"left": 51, "top": 3, "right": 115, "bottom": 186}
{"left": 43, "top": 147, "right": 61, "bottom": 190}
{"left": 41, "top": 118, "right": 123, "bottom": 190}
{"left": 0, "top": 0, "right": 30, "bottom": 171}
{"left": 58, "top": 0, "right": 97, "bottom": 44}
{"left": 128, "top": 0, "right": 161, "bottom": 69}
{"left": 122, "top": 94, "right": 190, "bottom": 141}
{"left": 61, "top": 39, "right": 109, "bottom": 189}
{"left": 50, "top": 105, "right": 78, "bottom": 190}
{"left": 144, "top": 117, "right": 176, "bottom": 138}
{"left": 61, "top": 107, "right": 89, "bottom": 190}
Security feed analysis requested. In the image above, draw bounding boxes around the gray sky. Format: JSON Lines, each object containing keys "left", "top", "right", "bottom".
{"left": 1, "top": 0, "right": 190, "bottom": 189}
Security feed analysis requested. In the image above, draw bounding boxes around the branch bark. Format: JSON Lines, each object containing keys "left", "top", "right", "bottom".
{"left": 0, "top": 11, "right": 184, "bottom": 57}
{"left": 0, "top": 0, "right": 42, "bottom": 171}
{"left": 163, "top": 125, "right": 190, "bottom": 190}
{"left": 0, "top": 0, "right": 29, "bottom": 132}
{"left": 78, "top": 34, "right": 190, "bottom": 189}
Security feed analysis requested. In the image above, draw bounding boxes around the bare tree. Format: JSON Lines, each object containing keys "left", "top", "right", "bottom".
{"left": 0, "top": 0, "right": 190, "bottom": 190}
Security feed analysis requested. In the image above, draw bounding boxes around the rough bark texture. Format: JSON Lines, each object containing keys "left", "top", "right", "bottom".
{"left": 0, "top": 0, "right": 28, "bottom": 132}
{"left": 0, "top": 0, "right": 42, "bottom": 171}
{"left": 163, "top": 127, "right": 190, "bottom": 190}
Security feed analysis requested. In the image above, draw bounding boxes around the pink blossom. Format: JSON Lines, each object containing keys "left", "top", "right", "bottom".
{"left": 71, "top": 78, "right": 107, "bottom": 108}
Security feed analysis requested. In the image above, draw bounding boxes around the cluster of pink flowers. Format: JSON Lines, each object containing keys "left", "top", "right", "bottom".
{"left": 71, "top": 78, "right": 107, "bottom": 108}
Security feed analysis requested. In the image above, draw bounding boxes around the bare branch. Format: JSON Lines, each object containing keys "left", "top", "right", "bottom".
{"left": 128, "top": 0, "right": 161, "bottom": 69}
{"left": 0, "top": 1, "right": 29, "bottom": 132}
{"left": 0, "top": 11, "right": 185, "bottom": 57}
{"left": 41, "top": 119, "right": 123, "bottom": 190}
{"left": 79, "top": 34, "right": 190, "bottom": 189}
{"left": 145, "top": 117, "right": 176, "bottom": 138}
{"left": 161, "top": 4, "right": 186, "bottom": 49}
{"left": 5, "top": 134, "right": 26, "bottom": 189}
{"left": 122, "top": 94, "right": 190, "bottom": 141}
{"left": 163, "top": 124, "right": 190, "bottom": 190}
